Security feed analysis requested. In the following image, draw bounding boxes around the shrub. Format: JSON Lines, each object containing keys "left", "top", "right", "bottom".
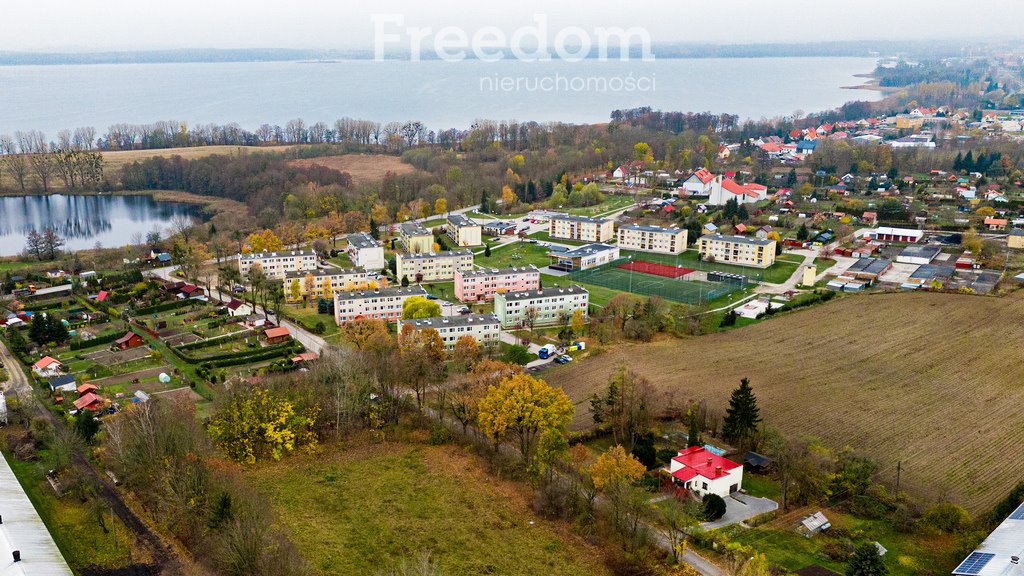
{"left": 502, "top": 344, "right": 533, "bottom": 365}
{"left": 919, "top": 502, "right": 972, "bottom": 534}
{"left": 702, "top": 493, "right": 727, "bottom": 521}
{"left": 428, "top": 424, "right": 454, "bottom": 445}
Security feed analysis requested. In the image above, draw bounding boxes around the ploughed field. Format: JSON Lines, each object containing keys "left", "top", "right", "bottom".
{"left": 546, "top": 291, "right": 1024, "bottom": 513}
{"left": 288, "top": 153, "right": 418, "bottom": 185}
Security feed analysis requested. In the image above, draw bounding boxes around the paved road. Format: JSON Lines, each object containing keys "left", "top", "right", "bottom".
{"left": 701, "top": 493, "right": 779, "bottom": 530}
{"left": 0, "top": 339, "right": 30, "bottom": 396}
{"left": 148, "top": 265, "right": 327, "bottom": 355}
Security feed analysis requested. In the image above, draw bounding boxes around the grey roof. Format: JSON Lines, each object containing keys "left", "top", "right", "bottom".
{"left": 482, "top": 220, "right": 516, "bottom": 229}
{"left": 0, "top": 451, "right": 74, "bottom": 575}
{"left": 400, "top": 221, "right": 431, "bottom": 236}
{"left": 899, "top": 244, "right": 942, "bottom": 260}
{"left": 47, "top": 374, "right": 76, "bottom": 389}
{"left": 1009, "top": 228, "right": 1024, "bottom": 236}
{"left": 239, "top": 249, "right": 315, "bottom": 262}
{"left": 498, "top": 285, "right": 589, "bottom": 302}
{"left": 334, "top": 286, "right": 427, "bottom": 302}
{"left": 346, "top": 232, "right": 381, "bottom": 249}
{"left": 284, "top": 268, "right": 363, "bottom": 280}
{"left": 700, "top": 233, "right": 774, "bottom": 247}
{"left": 910, "top": 264, "right": 954, "bottom": 281}
{"left": 397, "top": 250, "right": 473, "bottom": 261}
{"left": 458, "top": 265, "right": 539, "bottom": 278}
{"left": 845, "top": 258, "right": 891, "bottom": 276}
{"left": 401, "top": 313, "right": 500, "bottom": 330}
{"left": 620, "top": 223, "right": 684, "bottom": 234}
{"left": 550, "top": 214, "right": 610, "bottom": 224}
{"left": 447, "top": 214, "right": 478, "bottom": 228}
{"left": 556, "top": 243, "right": 619, "bottom": 259}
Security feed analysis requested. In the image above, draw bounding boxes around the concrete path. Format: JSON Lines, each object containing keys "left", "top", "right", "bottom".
{"left": 701, "top": 493, "right": 779, "bottom": 530}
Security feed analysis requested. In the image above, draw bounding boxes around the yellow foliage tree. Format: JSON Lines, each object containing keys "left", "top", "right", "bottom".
{"left": 477, "top": 373, "right": 574, "bottom": 465}
{"left": 245, "top": 229, "right": 283, "bottom": 253}
{"left": 501, "top": 185, "right": 517, "bottom": 213}
{"left": 289, "top": 278, "right": 301, "bottom": 302}
{"left": 571, "top": 308, "right": 586, "bottom": 336}
{"left": 588, "top": 444, "right": 646, "bottom": 491}
{"left": 321, "top": 277, "right": 334, "bottom": 299}
{"left": 207, "top": 386, "right": 319, "bottom": 464}
{"left": 434, "top": 197, "right": 447, "bottom": 215}
{"left": 302, "top": 272, "right": 315, "bottom": 304}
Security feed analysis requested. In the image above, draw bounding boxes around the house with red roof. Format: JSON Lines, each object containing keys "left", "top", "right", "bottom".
{"left": 679, "top": 169, "right": 721, "bottom": 197}
{"left": 709, "top": 179, "right": 768, "bottom": 206}
{"left": 73, "top": 392, "right": 104, "bottom": 412}
{"left": 263, "top": 326, "right": 291, "bottom": 345}
{"left": 114, "top": 332, "right": 144, "bottom": 350}
{"left": 32, "top": 356, "right": 64, "bottom": 378}
{"left": 985, "top": 217, "right": 1008, "bottom": 231}
{"left": 668, "top": 446, "right": 743, "bottom": 498}
{"left": 224, "top": 298, "right": 254, "bottom": 317}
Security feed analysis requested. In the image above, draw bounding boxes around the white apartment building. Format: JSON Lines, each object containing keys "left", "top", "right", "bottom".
{"left": 617, "top": 224, "right": 687, "bottom": 255}
{"left": 396, "top": 250, "right": 474, "bottom": 282}
{"left": 698, "top": 234, "right": 776, "bottom": 269}
{"left": 398, "top": 314, "right": 500, "bottom": 351}
{"left": 494, "top": 285, "right": 589, "bottom": 328}
{"left": 333, "top": 286, "right": 428, "bottom": 325}
{"left": 283, "top": 268, "right": 368, "bottom": 302}
{"left": 446, "top": 214, "right": 482, "bottom": 247}
{"left": 548, "top": 215, "right": 615, "bottom": 243}
{"left": 238, "top": 250, "right": 317, "bottom": 280}
{"left": 346, "top": 233, "right": 386, "bottom": 270}
{"left": 548, "top": 243, "right": 620, "bottom": 272}
{"left": 399, "top": 221, "right": 434, "bottom": 254}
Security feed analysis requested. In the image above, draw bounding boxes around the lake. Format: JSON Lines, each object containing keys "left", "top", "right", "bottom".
{"left": 0, "top": 57, "right": 881, "bottom": 136}
{"left": 0, "top": 194, "right": 200, "bottom": 257}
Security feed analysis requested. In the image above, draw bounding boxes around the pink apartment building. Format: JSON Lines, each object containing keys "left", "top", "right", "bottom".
{"left": 454, "top": 265, "right": 541, "bottom": 302}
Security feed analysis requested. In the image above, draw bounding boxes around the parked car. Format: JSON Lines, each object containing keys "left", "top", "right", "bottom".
{"left": 522, "top": 217, "right": 530, "bottom": 221}
{"left": 554, "top": 355, "right": 572, "bottom": 364}
{"left": 426, "top": 294, "right": 438, "bottom": 300}
{"left": 458, "top": 307, "right": 471, "bottom": 315}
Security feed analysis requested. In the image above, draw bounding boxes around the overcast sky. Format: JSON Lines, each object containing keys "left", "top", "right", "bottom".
{"left": 1, "top": 0, "right": 1020, "bottom": 52}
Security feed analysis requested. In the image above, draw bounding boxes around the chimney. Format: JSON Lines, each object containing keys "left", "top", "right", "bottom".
{"left": 13, "top": 551, "right": 21, "bottom": 562}
{"left": 716, "top": 466, "right": 723, "bottom": 475}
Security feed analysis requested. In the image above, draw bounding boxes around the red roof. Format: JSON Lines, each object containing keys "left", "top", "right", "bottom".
{"left": 671, "top": 446, "right": 742, "bottom": 482}
{"left": 74, "top": 392, "right": 103, "bottom": 411}
{"left": 264, "top": 326, "right": 290, "bottom": 339}
{"left": 33, "top": 356, "right": 61, "bottom": 370}
{"left": 226, "top": 298, "right": 245, "bottom": 310}
{"left": 96, "top": 290, "right": 108, "bottom": 302}
{"left": 181, "top": 284, "right": 199, "bottom": 294}
{"left": 291, "top": 352, "right": 319, "bottom": 363}
{"left": 77, "top": 383, "right": 97, "bottom": 395}
{"left": 984, "top": 217, "right": 1008, "bottom": 226}
{"left": 114, "top": 332, "right": 137, "bottom": 345}
{"left": 692, "top": 168, "right": 715, "bottom": 184}
{"left": 722, "top": 179, "right": 762, "bottom": 198}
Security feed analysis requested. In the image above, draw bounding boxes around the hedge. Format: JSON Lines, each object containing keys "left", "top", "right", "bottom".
{"left": 173, "top": 342, "right": 297, "bottom": 365}
{"left": 177, "top": 331, "right": 252, "bottom": 352}
{"left": 210, "top": 346, "right": 300, "bottom": 368}
{"left": 70, "top": 331, "right": 124, "bottom": 350}
{"left": 133, "top": 299, "right": 196, "bottom": 316}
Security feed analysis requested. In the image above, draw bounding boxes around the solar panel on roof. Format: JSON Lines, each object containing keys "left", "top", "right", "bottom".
{"left": 953, "top": 552, "right": 995, "bottom": 575}
{"left": 1009, "top": 501, "right": 1024, "bottom": 520}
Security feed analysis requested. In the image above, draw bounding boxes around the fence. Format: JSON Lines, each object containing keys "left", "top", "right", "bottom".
{"left": 566, "top": 256, "right": 745, "bottom": 305}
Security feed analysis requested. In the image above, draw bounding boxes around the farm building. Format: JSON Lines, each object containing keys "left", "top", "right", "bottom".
{"left": 77, "top": 383, "right": 97, "bottom": 396}
{"left": 869, "top": 227, "right": 923, "bottom": 243}
{"left": 667, "top": 445, "right": 743, "bottom": 498}
{"left": 951, "top": 502, "right": 1024, "bottom": 576}
{"left": 47, "top": 374, "right": 77, "bottom": 393}
{"left": 263, "top": 326, "right": 291, "bottom": 345}
{"left": 799, "top": 512, "right": 832, "bottom": 536}
{"left": 114, "top": 332, "right": 144, "bottom": 350}
{"left": 743, "top": 452, "right": 774, "bottom": 473}
{"left": 896, "top": 245, "right": 942, "bottom": 265}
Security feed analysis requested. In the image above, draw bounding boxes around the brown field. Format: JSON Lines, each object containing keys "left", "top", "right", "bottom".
{"left": 101, "top": 144, "right": 295, "bottom": 172}
{"left": 288, "top": 154, "right": 418, "bottom": 185}
{"left": 547, "top": 291, "right": 1024, "bottom": 513}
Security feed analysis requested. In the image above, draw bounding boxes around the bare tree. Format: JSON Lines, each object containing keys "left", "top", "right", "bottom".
{"left": 18, "top": 130, "right": 55, "bottom": 192}
{"left": 0, "top": 134, "right": 29, "bottom": 191}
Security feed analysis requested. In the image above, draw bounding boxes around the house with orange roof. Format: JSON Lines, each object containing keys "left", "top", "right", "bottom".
{"left": 32, "top": 356, "right": 64, "bottom": 378}
{"left": 679, "top": 168, "right": 722, "bottom": 197}
{"left": 985, "top": 217, "right": 1008, "bottom": 231}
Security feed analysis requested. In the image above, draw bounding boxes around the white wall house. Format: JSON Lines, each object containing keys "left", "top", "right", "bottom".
{"left": 396, "top": 250, "right": 474, "bottom": 282}
{"left": 548, "top": 215, "right": 615, "bottom": 243}
{"left": 617, "top": 224, "right": 687, "bottom": 254}
{"left": 333, "top": 286, "right": 428, "bottom": 325}
{"left": 446, "top": 214, "right": 482, "bottom": 247}
{"left": 238, "top": 250, "right": 317, "bottom": 280}
{"left": 493, "top": 285, "right": 589, "bottom": 328}
{"left": 398, "top": 314, "right": 500, "bottom": 351}
{"left": 346, "top": 233, "right": 386, "bottom": 270}
{"left": 668, "top": 446, "right": 743, "bottom": 499}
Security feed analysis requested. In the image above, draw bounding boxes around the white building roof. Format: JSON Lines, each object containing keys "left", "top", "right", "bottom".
{"left": 952, "top": 502, "right": 1024, "bottom": 576}
{"left": 238, "top": 249, "right": 316, "bottom": 262}
{"left": 0, "top": 451, "right": 73, "bottom": 575}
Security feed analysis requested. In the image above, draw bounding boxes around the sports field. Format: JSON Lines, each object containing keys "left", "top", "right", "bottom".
{"left": 568, "top": 258, "right": 740, "bottom": 305}
{"left": 616, "top": 260, "right": 694, "bottom": 278}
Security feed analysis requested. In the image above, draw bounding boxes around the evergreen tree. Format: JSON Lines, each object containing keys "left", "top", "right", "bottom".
{"left": 480, "top": 189, "right": 490, "bottom": 214}
{"left": 953, "top": 152, "right": 963, "bottom": 171}
{"left": 369, "top": 218, "right": 379, "bottom": 240}
{"left": 737, "top": 204, "right": 749, "bottom": 221}
{"left": 484, "top": 243, "right": 491, "bottom": 257}
{"left": 721, "top": 377, "right": 762, "bottom": 447}
{"left": 796, "top": 223, "right": 809, "bottom": 241}
{"left": 785, "top": 168, "right": 797, "bottom": 187}
{"left": 686, "top": 404, "right": 702, "bottom": 447}
{"left": 75, "top": 410, "right": 101, "bottom": 443}
{"left": 846, "top": 542, "right": 888, "bottom": 576}
{"left": 401, "top": 274, "right": 409, "bottom": 287}
{"left": 7, "top": 327, "right": 28, "bottom": 356}
{"left": 962, "top": 151, "right": 974, "bottom": 173}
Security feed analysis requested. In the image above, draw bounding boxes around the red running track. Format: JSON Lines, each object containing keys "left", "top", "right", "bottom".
{"left": 616, "top": 260, "right": 695, "bottom": 278}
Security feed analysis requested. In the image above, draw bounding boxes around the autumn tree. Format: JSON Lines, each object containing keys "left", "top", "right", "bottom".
{"left": 434, "top": 197, "right": 447, "bottom": 215}
{"left": 207, "top": 385, "right": 319, "bottom": 464}
{"left": 398, "top": 325, "right": 447, "bottom": 409}
{"left": 302, "top": 272, "right": 315, "bottom": 307}
{"left": 847, "top": 542, "right": 888, "bottom": 576}
{"left": 501, "top": 185, "right": 517, "bottom": 213}
{"left": 588, "top": 444, "right": 647, "bottom": 538}
{"left": 342, "top": 318, "right": 391, "bottom": 350}
{"left": 477, "top": 373, "right": 574, "bottom": 467}
{"left": 588, "top": 365, "right": 655, "bottom": 452}
{"left": 289, "top": 278, "right": 301, "bottom": 302}
{"left": 452, "top": 335, "right": 480, "bottom": 371}
{"left": 401, "top": 295, "right": 441, "bottom": 319}
{"left": 245, "top": 229, "right": 284, "bottom": 253}
{"left": 571, "top": 308, "right": 586, "bottom": 337}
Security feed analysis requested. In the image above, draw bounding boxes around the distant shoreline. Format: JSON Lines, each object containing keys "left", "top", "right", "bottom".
{"left": 840, "top": 72, "right": 893, "bottom": 92}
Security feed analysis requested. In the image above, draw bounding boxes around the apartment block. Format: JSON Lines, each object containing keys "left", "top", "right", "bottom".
{"left": 446, "top": 214, "right": 482, "bottom": 247}
{"left": 346, "top": 233, "right": 386, "bottom": 270}
{"left": 697, "top": 234, "right": 776, "bottom": 269}
{"left": 548, "top": 243, "right": 620, "bottom": 271}
{"left": 238, "top": 250, "right": 317, "bottom": 280}
{"left": 396, "top": 250, "right": 474, "bottom": 282}
{"left": 333, "top": 286, "right": 428, "bottom": 325}
{"left": 399, "top": 221, "right": 434, "bottom": 254}
{"left": 282, "top": 268, "right": 369, "bottom": 302}
{"left": 398, "top": 313, "right": 500, "bottom": 351}
{"left": 454, "top": 265, "right": 540, "bottom": 302}
{"left": 493, "top": 285, "right": 589, "bottom": 328}
{"left": 617, "top": 224, "right": 687, "bottom": 255}
{"left": 548, "top": 214, "right": 615, "bottom": 242}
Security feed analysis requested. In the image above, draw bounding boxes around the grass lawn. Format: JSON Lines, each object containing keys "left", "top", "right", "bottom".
{"left": 284, "top": 304, "right": 340, "bottom": 338}
{"left": 420, "top": 218, "right": 446, "bottom": 228}
{"left": 328, "top": 252, "right": 354, "bottom": 268}
{"left": 247, "top": 436, "right": 611, "bottom": 576}
{"left": 814, "top": 257, "right": 837, "bottom": 275}
{"left": 474, "top": 242, "right": 553, "bottom": 269}
{"left": 741, "top": 474, "right": 781, "bottom": 499}
{"left": 728, "top": 507, "right": 960, "bottom": 576}
{"left": 565, "top": 195, "right": 635, "bottom": 216}
{"left": 1, "top": 444, "right": 140, "bottom": 572}
{"left": 539, "top": 274, "right": 622, "bottom": 307}
{"left": 465, "top": 210, "right": 527, "bottom": 220}
{"left": 527, "top": 230, "right": 594, "bottom": 246}
{"left": 418, "top": 281, "right": 455, "bottom": 301}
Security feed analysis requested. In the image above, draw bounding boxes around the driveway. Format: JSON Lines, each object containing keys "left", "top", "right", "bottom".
{"left": 701, "top": 493, "right": 779, "bottom": 530}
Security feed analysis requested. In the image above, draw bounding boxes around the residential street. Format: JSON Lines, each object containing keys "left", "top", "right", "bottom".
{"left": 0, "top": 339, "right": 30, "bottom": 396}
